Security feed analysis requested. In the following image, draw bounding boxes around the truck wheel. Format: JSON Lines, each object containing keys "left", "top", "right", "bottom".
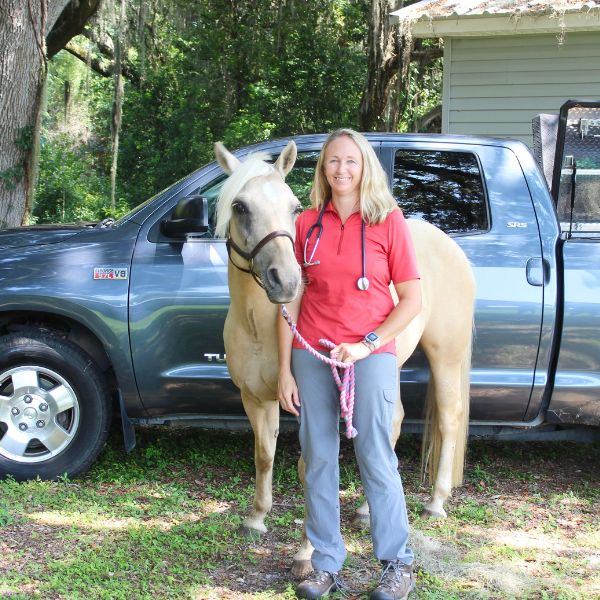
{"left": 0, "top": 333, "right": 111, "bottom": 481}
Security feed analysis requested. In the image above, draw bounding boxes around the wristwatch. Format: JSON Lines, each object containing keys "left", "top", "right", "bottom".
{"left": 363, "top": 331, "right": 381, "bottom": 351}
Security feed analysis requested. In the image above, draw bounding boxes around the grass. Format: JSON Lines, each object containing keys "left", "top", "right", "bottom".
{"left": 0, "top": 428, "right": 598, "bottom": 599}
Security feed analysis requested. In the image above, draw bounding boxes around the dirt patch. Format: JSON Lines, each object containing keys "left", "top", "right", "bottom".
{"left": 190, "top": 434, "right": 599, "bottom": 599}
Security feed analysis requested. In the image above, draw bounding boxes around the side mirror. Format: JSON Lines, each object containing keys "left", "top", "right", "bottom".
{"left": 161, "top": 195, "right": 209, "bottom": 239}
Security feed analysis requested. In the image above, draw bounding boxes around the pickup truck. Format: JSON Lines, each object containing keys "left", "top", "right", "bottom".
{"left": 0, "top": 100, "right": 598, "bottom": 481}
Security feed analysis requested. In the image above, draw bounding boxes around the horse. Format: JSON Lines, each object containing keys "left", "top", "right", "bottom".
{"left": 214, "top": 140, "right": 475, "bottom": 577}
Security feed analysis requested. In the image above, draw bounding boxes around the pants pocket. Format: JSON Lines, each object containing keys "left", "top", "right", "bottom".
{"left": 382, "top": 388, "right": 396, "bottom": 404}
{"left": 377, "top": 388, "right": 396, "bottom": 431}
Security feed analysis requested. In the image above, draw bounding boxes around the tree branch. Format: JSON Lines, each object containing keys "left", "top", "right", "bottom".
{"left": 382, "top": 45, "right": 443, "bottom": 85}
{"left": 46, "top": 0, "right": 102, "bottom": 59}
{"left": 64, "top": 40, "right": 141, "bottom": 87}
{"left": 410, "top": 105, "right": 442, "bottom": 133}
{"left": 65, "top": 41, "right": 111, "bottom": 78}
{"left": 411, "top": 47, "right": 443, "bottom": 63}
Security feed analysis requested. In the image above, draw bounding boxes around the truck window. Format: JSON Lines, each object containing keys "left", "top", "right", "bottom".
{"left": 197, "top": 151, "right": 320, "bottom": 238}
{"left": 393, "top": 150, "right": 488, "bottom": 233}
{"left": 197, "top": 176, "right": 226, "bottom": 238}
{"left": 286, "top": 151, "right": 320, "bottom": 208}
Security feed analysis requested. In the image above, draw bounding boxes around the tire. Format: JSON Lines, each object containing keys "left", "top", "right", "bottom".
{"left": 0, "top": 333, "right": 112, "bottom": 481}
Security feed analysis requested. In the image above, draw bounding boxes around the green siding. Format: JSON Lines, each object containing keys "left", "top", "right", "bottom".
{"left": 444, "top": 32, "right": 600, "bottom": 146}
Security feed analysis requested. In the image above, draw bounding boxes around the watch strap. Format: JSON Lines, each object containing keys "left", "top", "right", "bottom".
{"left": 363, "top": 332, "right": 381, "bottom": 350}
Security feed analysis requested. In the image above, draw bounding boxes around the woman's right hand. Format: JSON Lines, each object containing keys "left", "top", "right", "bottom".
{"left": 278, "top": 369, "right": 300, "bottom": 416}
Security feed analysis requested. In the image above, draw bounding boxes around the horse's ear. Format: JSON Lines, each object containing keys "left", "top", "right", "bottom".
{"left": 214, "top": 141, "right": 241, "bottom": 175}
{"left": 274, "top": 141, "right": 297, "bottom": 179}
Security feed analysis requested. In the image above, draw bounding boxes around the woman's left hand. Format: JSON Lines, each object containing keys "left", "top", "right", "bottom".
{"left": 330, "top": 341, "right": 371, "bottom": 364}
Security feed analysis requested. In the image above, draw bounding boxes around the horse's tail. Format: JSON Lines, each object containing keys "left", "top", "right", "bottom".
{"left": 421, "top": 332, "right": 472, "bottom": 488}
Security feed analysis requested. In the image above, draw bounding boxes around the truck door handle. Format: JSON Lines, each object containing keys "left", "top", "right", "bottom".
{"left": 526, "top": 257, "right": 547, "bottom": 286}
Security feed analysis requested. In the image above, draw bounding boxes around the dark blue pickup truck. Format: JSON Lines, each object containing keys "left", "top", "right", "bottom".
{"left": 0, "top": 100, "right": 599, "bottom": 480}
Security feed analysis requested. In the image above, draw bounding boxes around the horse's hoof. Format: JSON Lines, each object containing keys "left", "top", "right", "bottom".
{"left": 238, "top": 524, "right": 265, "bottom": 538}
{"left": 291, "top": 559, "right": 313, "bottom": 579}
{"left": 421, "top": 506, "right": 447, "bottom": 519}
{"left": 351, "top": 513, "right": 370, "bottom": 530}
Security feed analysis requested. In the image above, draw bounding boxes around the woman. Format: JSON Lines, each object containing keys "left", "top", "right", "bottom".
{"left": 277, "top": 129, "right": 421, "bottom": 600}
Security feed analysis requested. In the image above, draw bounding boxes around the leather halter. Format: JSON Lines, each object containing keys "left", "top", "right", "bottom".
{"left": 226, "top": 229, "right": 295, "bottom": 289}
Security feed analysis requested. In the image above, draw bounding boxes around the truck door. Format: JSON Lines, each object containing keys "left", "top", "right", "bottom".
{"left": 547, "top": 101, "right": 600, "bottom": 426}
{"left": 128, "top": 145, "right": 322, "bottom": 417}
{"left": 128, "top": 168, "right": 238, "bottom": 418}
{"left": 381, "top": 141, "right": 545, "bottom": 422}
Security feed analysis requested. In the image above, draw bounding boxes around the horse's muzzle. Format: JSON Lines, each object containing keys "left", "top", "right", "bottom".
{"left": 263, "top": 266, "right": 300, "bottom": 304}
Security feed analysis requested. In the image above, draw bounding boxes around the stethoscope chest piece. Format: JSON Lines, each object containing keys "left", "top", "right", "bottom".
{"left": 357, "top": 277, "right": 370, "bottom": 291}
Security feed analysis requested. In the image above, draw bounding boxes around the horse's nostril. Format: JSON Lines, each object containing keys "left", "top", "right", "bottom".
{"left": 268, "top": 267, "right": 282, "bottom": 288}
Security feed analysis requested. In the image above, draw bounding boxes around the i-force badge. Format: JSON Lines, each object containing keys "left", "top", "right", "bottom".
{"left": 93, "top": 267, "right": 128, "bottom": 280}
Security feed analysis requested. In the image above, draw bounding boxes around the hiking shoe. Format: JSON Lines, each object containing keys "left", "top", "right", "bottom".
{"left": 296, "top": 569, "right": 342, "bottom": 599}
{"left": 370, "top": 561, "right": 415, "bottom": 600}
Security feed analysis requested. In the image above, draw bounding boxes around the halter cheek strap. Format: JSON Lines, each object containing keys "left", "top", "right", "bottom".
{"left": 227, "top": 230, "right": 295, "bottom": 289}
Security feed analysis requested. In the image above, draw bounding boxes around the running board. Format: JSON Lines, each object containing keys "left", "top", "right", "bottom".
{"left": 129, "top": 414, "right": 600, "bottom": 442}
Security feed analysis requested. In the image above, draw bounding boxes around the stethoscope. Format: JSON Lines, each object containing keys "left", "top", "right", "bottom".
{"left": 303, "top": 199, "right": 370, "bottom": 291}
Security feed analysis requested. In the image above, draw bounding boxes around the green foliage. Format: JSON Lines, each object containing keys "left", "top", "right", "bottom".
{"left": 400, "top": 39, "right": 444, "bottom": 132}
{"left": 35, "top": 1, "right": 443, "bottom": 222}
{"left": 34, "top": 51, "right": 117, "bottom": 223}
{"left": 34, "top": 133, "right": 125, "bottom": 224}
{"left": 15, "top": 125, "right": 34, "bottom": 151}
{"left": 0, "top": 504, "right": 15, "bottom": 526}
{"left": 0, "top": 125, "right": 35, "bottom": 192}
{"left": 0, "top": 165, "right": 24, "bottom": 191}
{"left": 116, "top": 0, "right": 369, "bottom": 208}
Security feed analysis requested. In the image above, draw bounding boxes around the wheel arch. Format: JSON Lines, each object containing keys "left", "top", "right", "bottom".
{"left": 0, "top": 311, "right": 113, "bottom": 379}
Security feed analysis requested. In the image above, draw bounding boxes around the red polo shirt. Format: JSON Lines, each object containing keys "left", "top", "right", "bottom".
{"left": 293, "top": 203, "right": 419, "bottom": 356}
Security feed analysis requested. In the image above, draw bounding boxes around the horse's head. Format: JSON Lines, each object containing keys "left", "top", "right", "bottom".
{"left": 214, "top": 141, "right": 301, "bottom": 303}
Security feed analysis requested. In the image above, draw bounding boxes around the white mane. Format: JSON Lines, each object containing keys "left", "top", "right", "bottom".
{"left": 215, "top": 153, "right": 274, "bottom": 238}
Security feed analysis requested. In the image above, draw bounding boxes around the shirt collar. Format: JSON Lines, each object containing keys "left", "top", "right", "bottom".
{"left": 323, "top": 199, "right": 361, "bottom": 220}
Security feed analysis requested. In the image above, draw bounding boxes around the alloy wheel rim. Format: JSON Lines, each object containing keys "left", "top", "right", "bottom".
{"left": 0, "top": 366, "right": 80, "bottom": 463}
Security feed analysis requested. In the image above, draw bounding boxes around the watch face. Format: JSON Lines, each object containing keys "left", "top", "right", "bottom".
{"left": 366, "top": 332, "right": 379, "bottom": 342}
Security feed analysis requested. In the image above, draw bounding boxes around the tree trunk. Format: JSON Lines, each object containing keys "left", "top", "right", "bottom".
{"left": 359, "top": 0, "right": 400, "bottom": 132}
{"left": 359, "top": 0, "right": 442, "bottom": 132}
{"left": 110, "top": 0, "right": 126, "bottom": 211}
{"left": 0, "top": 0, "right": 71, "bottom": 227}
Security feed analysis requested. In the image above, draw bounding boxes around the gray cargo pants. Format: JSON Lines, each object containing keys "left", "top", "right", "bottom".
{"left": 292, "top": 348, "right": 414, "bottom": 573}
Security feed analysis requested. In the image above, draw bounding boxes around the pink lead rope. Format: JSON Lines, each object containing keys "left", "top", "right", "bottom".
{"left": 280, "top": 304, "right": 358, "bottom": 439}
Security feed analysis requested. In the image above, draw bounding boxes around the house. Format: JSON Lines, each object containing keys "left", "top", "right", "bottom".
{"left": 390, "top": 1, "right": 600, "bottom": 146}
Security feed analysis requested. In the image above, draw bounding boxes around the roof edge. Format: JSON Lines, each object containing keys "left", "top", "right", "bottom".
{"left": 390, "top": 6, "right": 600, "bottom": 38}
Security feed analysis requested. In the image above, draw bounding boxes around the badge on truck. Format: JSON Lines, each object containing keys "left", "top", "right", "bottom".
{"left": 93, "top": 267, "right": 128, "bottom": 280}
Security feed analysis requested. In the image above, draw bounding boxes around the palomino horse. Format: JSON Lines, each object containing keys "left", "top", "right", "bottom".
{"left": 214, "top": 141, "right": 475, "bottom": 577}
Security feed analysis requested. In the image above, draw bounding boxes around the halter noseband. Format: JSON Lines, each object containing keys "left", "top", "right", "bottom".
{"left": 226, "top": 229, "right": 295, "bottom": 289}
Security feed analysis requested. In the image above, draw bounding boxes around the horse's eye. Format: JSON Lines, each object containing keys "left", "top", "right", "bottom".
{"left": 232, "top": 201, "right": 248, "bottom": 216}
{"left": 293, "top": 204, "right": 303, "bottom": 215}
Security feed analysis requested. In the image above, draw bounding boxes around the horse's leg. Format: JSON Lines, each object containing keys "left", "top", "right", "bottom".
{"left": 421, "top": 358, "right": 463, "bottom": 519}
{"left": 292, "top": 454, "right": 315, "bottom": 578}
{"left": 240, "top": 394, "right": 279, "bottom": 535}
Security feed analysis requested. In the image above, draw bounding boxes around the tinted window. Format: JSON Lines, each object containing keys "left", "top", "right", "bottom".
{"left": 195, "top": 151, "right": 320, "bottom": 238}
{"left": 198, "top": 176, "right": 226, "bottom": 238}
{"left": 285, "top": 151, "right": 320, "bottom": 208}
{"left": 393, "top": 150, "right": 488, "bottom": 233}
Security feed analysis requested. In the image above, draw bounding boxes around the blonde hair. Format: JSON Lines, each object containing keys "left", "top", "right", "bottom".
{"left": 310, "top": 128, "right": 397, "bottom": 224}
{"left": 215, "top": 153, "right": 273, "bottom": 238}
